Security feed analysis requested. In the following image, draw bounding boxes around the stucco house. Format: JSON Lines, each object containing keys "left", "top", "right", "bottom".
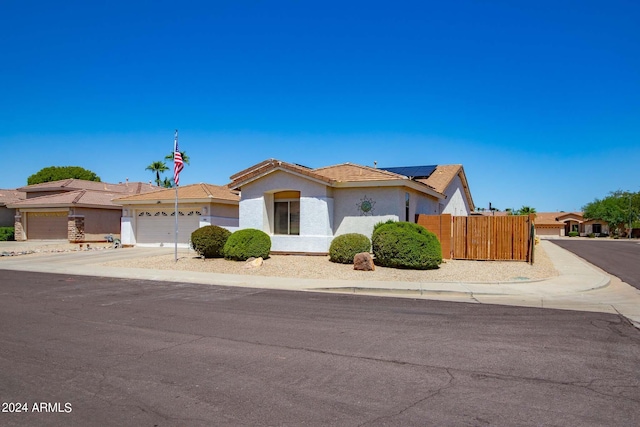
{"left": 116, "top": 183, "right": 239, "bottom": 247}
{"left": 535, "top": 212, "right": 609, "bottom": 237}
{"left": 0, "top": 189, "right": 26, "bottom": 227}
{"left": 228, "top": 159, "right": 474, "bottom": 254}
{"left": 8, "top": 179, "right": 158, "bottom": 242}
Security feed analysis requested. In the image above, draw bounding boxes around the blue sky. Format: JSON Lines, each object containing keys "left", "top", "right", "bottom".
{"left": 2, "top": 0, "right": 638, "bottom": 212}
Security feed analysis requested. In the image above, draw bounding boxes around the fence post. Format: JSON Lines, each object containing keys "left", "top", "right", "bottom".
{"left": 528, "top": 214, "right": 536, "bottom": 264}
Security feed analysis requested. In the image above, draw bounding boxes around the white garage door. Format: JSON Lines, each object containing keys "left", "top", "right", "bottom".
{"left": 136, "top": 210, "right": 200, "bottom": 245}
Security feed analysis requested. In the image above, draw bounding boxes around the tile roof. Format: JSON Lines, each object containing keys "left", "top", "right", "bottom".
{"left": 228, "top": 158, "right": 476, "bottom": 202}
{"left": 229, "top": 158, "right": 437, "bottom": 187}
{"left": 470, "top": 210, "right": 510, "bottom": 217}
{"left": 229, "top": 159, "right": 333, "bottom": 188}
{"left": 535, "top": 212, "right": 583, "bottom": 227}
{"left": 0, "top": 189, "right": 26, "bottom": 206}
{"left": 416, "top": 165, "right": 461, "bottom": 194}
{"left": 8, "top": 190, "right": 124, "bottom": 209}
{"left": 115, "top": 183, "right": 239, "bottom": 203}
{"left": 415, "top": 164, "right": 474, "bottom": 210}
{"left": 17, "top": 179, "right": 159, "bottom": 195}
{"left": 313, "top": 163, "right": 405, "bottom": 182}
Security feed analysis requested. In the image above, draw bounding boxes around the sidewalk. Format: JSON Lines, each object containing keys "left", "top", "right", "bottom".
{"left": 1, "top": 240, "right": 639, "bottom": 328}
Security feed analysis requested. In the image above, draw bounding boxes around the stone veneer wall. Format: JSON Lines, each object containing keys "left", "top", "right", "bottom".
{"left": 68, "top": 215, "right": 85, "bottom": 242}
{"left": 14, "top": 213, "right": 25, "bottom": 241}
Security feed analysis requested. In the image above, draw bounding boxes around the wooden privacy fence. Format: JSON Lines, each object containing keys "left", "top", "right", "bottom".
{"left": 417, "top": 214, "right": 535, "bottom": 262}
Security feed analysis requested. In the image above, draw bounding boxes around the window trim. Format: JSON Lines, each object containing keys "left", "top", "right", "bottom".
{"left": 274, "top": 197, "right": 300, "bottom": 236}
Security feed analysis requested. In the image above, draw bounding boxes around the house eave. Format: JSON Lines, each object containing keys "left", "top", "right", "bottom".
{"left": 118, "top": 198, "right": 239, "bottom": 206}
{"left": 231, "top": 166, "right": 334, "bottom": 190}
{"left": 332, "top": 179, "right": 445, "bottom": 199}
{"left": 13, "top": 204, "right": 122, "bottom": 211}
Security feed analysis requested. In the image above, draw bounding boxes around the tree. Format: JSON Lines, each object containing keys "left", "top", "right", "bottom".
{"left": 145, "top": 161, "right": 168, "bottom": 187}
{"left": 27, "top": 166, "right": 101, "bottom": 185}
{"left": 583, "top": 190, "right": 640, "bottom": 236}
{"left": 508, "top": 206, "right": 536, "bottom": 216}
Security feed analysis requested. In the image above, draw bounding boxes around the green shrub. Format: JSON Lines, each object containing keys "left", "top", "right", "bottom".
{"left": 223, "top": 228, "right": 271, "bottom": 261}
{"left": 0, "top": 227, "right": 15, "bottom": 241}
{"left": 373, "top": 219, "right": 396, "bottom": 233}
{"left": 588, "top": 233, "right": 595, "bottom": 238}
{"left": 191, "top": 225, "right": 231, "bottom": 258}
{"left": 329, "top": 233, "right": 371, "bottom": 264}
{"left": 568, "top": 231, "right": 579, "bottom": 237}
{"left": 372, "top": 221, "right": 442, "bottom": 270}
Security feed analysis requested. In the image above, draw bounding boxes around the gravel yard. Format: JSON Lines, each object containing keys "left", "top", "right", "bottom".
{"left": 0, "top": 240, "right": 558, "bottom": 283}
{"left": 103, "top": 244, "right": 558, "bottom": 283}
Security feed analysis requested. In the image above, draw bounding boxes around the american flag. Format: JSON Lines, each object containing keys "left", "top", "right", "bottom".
{"left": 173, "top": 130, "right": 184, "bottom": 186}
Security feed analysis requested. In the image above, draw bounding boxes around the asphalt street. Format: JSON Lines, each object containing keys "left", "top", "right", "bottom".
{"left": 1, "top": 270, "right": 639, "bottom": 426}
{"left": 551, "top": 239, "right": 640, "bottom": 290}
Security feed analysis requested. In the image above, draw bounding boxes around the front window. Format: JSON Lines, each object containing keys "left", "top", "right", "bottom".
{"left": 592, "top": 223, "right": 602, "bottom": 234}
{"left": 274, "top": 191, "right": 300, "bottom": 235}
{"left": 405, "top": 192, "right": 410, "bottom": 222}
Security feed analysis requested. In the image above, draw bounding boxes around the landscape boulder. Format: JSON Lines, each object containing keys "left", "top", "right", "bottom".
{"left": 353, "top": 252, "right": 375, "bottom": 271}
{"left": 243, "top": 257, "right": 264, "bottom": 269}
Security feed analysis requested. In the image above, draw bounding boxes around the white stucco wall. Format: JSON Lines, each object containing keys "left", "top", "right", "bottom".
{"left": 199, "top": 216, "right": 239, "bottom": 232}
{"left": 441, "top": 174, "right": 471, "bottom": 216}
{"left": 333, "top": 187, "right": 403, "bottom": 238}
{"left": 238, "top": 171, "right": 334, "bottom": 252}
{"left": 414, "top": 189, "right": 440, "bottom": 216}
{"left": 120, "top": 215, "right": 135, "bottom": 245}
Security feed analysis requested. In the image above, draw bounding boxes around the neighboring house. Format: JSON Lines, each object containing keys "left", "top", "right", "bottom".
{"left": 0, "top": 189, "right": 26, "bottom": 227}
{"left": 534, "top": 212, "right": 609, "bottom": 237}
{"left": 8, "top": 179, "right": 158, "bottom": 242}
{"left": 115, "top": 183, "right": 239, "bottom": 247}
{"left": 470, "top": 210, "right": 509, "bottom": 217}
{"left": 228, "top": 159, "right": 474, "bottom": 254}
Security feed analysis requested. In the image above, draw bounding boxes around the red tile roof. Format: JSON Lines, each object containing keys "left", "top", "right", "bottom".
{"left": 8, "top": 180, "right": 160, "bottom": 209}
{"left": 8, "top": 190, "right": 124, "bottom": 209}
{"left": 17, "top": 179, "right": 159, "bottom": 195}
{"left": 228, "top": 159, "right": 454, "bottom": 200}
{"left": 0, "top": 189, "right": 26, "bottom": 206}
{"left": 115, "top": 183, "right": 239, "bottom": 203}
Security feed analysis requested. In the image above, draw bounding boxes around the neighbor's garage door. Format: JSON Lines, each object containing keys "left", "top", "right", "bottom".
{"left": 136, "top": 210, "right": 200, "bottom": 245}
{"left": 27, "top": 211, "right": 68, "bottom": 239}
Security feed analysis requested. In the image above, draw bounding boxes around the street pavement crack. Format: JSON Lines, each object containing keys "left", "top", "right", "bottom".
{"left": 357, "top": 368, "right": 456, "bottom": 426}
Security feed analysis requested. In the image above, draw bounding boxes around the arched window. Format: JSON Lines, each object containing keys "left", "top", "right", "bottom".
{"left": 274, "top": 191, "right": 300, "bottom": 235}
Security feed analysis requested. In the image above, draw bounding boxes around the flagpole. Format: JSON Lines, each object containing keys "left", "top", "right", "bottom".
{"left": 174, "top": 129, "right": 179, "bottom": 263}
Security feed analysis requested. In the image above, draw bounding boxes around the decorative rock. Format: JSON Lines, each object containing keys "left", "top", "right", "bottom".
{"left": 243, "top": 257, "right": 264, "bottom": 269}
{"left": 353, "top": 252, "right": 375, "bottom": 271}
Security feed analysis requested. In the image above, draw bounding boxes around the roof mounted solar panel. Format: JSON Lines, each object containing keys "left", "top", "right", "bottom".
{"left": 379, "top": 165, "right": 437, "bottom": 179}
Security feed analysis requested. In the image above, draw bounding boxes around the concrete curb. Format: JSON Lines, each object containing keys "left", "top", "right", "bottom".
{"left": 1, "top": 240, "right": 639, "bottom": 328}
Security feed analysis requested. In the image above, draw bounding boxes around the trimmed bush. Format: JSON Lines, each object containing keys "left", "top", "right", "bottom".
{"left": 329, "top": 233, "right": 371, "bottom": 264}
{"left": 0, "top": 227, "right": 15, "bottom": 241}
{"left": 373, "top": 219, "right": 396, "bottom": 233}
{"left": 191, "top": 225, "right": 231, "bottom": 258}
{"left": 568, "top": 231, "right": 579, "bottom": 237}
{"left": 372, "top": 221, "right": 442, "bottom": 270}
{"left": 223, "top": 228, "right": 271, "bottom": 261}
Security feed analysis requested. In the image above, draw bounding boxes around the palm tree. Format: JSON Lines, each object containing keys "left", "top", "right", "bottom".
{"left": 165, "top": 151, "right": 190, "bottom": 165}
{"left": 162, "top": 177, "right": 173, "bottom": 188}
{"left": 516, "top": 206, "right": 537, "bottom": 216}
{"left": 145, "top": 161, "right": 168, "bottom": 187}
